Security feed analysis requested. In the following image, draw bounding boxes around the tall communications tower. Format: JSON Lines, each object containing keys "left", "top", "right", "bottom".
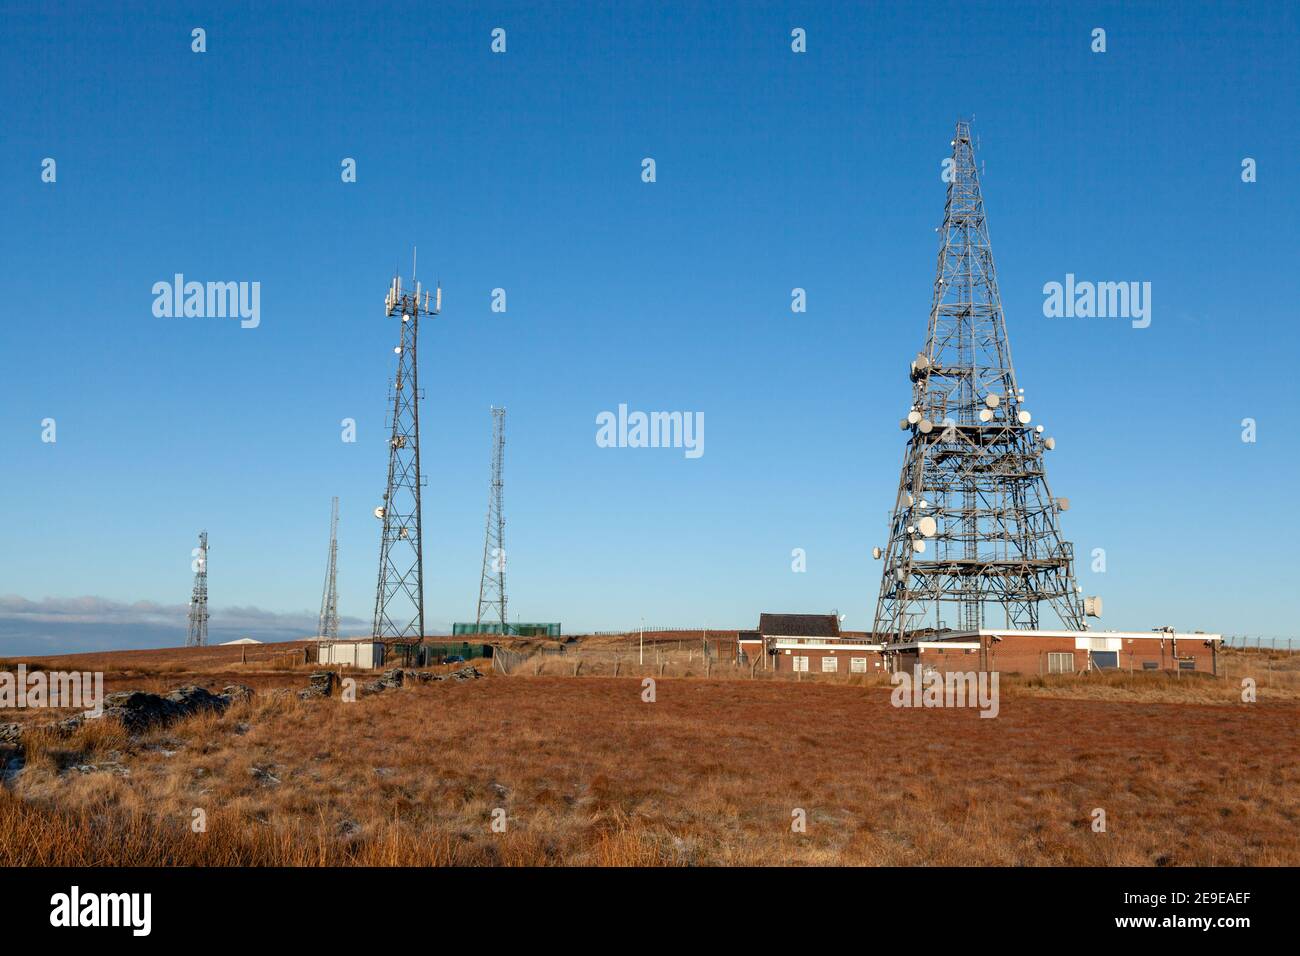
{"left": 476, "top": 406, "right": 507, "bottom": 630}
{"left": 872, "top": 121, "right": 1094, "bottom": 640}
{"left": 372, "top": 265, "right": 439, "bottom": 645}
{"left": 186, "top": 530, "right": 209, "bottom": 647}
{"left": 318, "top": 496, "right": 340, "bottom": 643}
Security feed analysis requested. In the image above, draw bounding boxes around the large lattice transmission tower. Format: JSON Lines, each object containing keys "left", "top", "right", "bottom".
{"left": 186, "top": 530, "right": 209, "bottom": 647}
{"left": 318, "top": 496, "right": 340, "bottom": 642}
{"left": 476, "top": 406, "right": 507, "bottom": 630}
{"left": 372, "top": 267, "right": 439, "bottom": 643}
{"left": 872, "top": 120, "right": 1092, "bottom": 640}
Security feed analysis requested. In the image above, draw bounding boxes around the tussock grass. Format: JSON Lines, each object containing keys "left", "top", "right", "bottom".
{"left": 3, "top": 672, "right": 1297, "bottom": 866}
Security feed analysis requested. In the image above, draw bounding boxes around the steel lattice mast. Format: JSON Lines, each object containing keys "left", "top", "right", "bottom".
{"left": 317, "top": 496, "right": 340, "bottom": 642}
{"left": 476, "top": 406, "right": 507, "bottom": 630}
{"left": 872, "top": 120, "right": 1088, "bottom": 640}
{"left": 372, "top": 267, "right": 439, "bottom": 644}
{"left": 186, "top": 530, "right": 209, "bottom": 647}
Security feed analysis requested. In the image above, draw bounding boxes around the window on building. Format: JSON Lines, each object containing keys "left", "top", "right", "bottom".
{"left": 1047, "top": 652, "right": 1074, "bottom": 674}
{"left": 1142, "top": 661, "right": 1158, "bottom": 671}
{"left": 850, "top": 657, "right": 868, "bottom": 673}
{"left": 1178, "top": 659, "right": 1196, "bottom": 671}
{"left": 792, "top": 656, "right": 809, "bottom": 672}
{"left": 821, "top": 656, "right": 838, "bottom": 673}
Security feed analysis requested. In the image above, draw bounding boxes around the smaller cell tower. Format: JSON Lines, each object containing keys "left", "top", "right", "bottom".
{"left": 372, "top": 262, "right": 440, "bottom": 644}
{"left": 318, "top": 497, "right": 340, "bottom": 643}
{"left": 186, "top": 530, "right": 209, "bottom": 647}
{"left": 476, "top": 406, "right": 507, "bottom": 630}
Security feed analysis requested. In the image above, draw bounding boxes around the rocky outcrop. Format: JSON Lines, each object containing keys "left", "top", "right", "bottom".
{"left": 360, "top": 665, "right": 483, "bottom": 695}
{"left": 298, "top": 671, "right": 336, "bottom": 700}
{"left": 0, "top": 683, "right": 254, "bottom": 746}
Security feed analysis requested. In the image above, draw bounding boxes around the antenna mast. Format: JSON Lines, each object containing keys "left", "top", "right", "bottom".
{"left": 476, "top": 406, "right": 507, "bottom": 631}
{"left": 186, "top": 530, "right": 209, "bottom": 647}
{"left": 318, "top": 497, "right": 340, "bottom": 643}
{"left": 372, "top": 260, "right": 440, "bottom": 651}
{"left": 871, "top": 121, "right": 1091, "bottom": 639}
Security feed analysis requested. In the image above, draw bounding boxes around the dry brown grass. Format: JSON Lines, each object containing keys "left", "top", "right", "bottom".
{"left": 3, "top": 667, "right": 1297, "bottom": 866}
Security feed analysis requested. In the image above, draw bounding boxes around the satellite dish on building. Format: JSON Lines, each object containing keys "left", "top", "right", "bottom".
{"left": 979, "top": 409, "right": 994, "bottom": 422}
{"left": 1044, "top": 437, "right": 1056, "bottom": 450}
{"left": 907, "top": 410, "right": 922, "bottom": 424}
{"left": 918, "top": 516, "right": 938, "bottom": 537}
{"left": 1084, "top": 595, "right": 1103, "bottom": 618}
{"left": 872, "top": 546, "right": 882, "bottom": 559}
{"left": 1017, "top": 410, "right": 1032, "bottom": 425}
{"left": 985, "top": 393, "right": 1000, "bottom": 408}
{"left": 919, "top": 419, "right": 934, "bottom": 434}
{"left": 912, "top": 539, "right": 926, "bottom": 553}
{"left": 373, "top": 507, "right": 385, "bottom": 519}
{"left": 899, "top": 419, "right": 910, "bottom": 430}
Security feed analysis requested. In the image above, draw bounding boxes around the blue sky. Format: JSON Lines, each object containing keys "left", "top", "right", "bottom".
{"left": 1, "top": 1, "right": 1297, "bottom": 654}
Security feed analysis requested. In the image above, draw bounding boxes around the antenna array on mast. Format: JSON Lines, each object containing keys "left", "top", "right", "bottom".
{"left": 372, "top": 260, "right": 440, "bottom": 646}
{"left": 871, "top": 121, "right": 1092, "bottom": 639}
{"left": 186, "top": 530, "right": 209, "bottom": 647}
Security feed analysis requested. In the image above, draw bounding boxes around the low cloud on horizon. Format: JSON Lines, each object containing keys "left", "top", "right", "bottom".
{"left": 0, "top": 594, "right": 385, "bottom": 657}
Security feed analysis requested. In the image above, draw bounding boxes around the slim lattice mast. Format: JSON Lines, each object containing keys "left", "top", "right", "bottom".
{"left": 318, "top": 496, "right": 340, "bottom": 643}
{"left": 372, "top": 264, "right": 439, "bottom": 645}
{"left": 186, "top": 530, "right": 209, "bottom": 647}
{"left": 476, "top": 406, "right": 507, "bottom": 630}
{"left": 872, "top": 120, "right": 1088, "bottom": 640}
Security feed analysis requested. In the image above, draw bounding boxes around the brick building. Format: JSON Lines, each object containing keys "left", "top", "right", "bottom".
{"left": 740, "top": 613, "right": 886, "bottom": 674}
{"left": 888, "top": 629, "right": 1223, "bottom": 676}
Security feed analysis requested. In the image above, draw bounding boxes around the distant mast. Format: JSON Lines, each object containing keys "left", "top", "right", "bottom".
{"left": 186, "top": 530, "right": 209, "bottom": 647}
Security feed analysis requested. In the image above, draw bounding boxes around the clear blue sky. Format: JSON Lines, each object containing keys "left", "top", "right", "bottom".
{"left": 1, "top": 1, "right": 1297, "bottom": 653}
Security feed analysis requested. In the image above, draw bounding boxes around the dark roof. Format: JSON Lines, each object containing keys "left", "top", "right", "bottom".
{"left": 758, "top": 613, "right": 840, "bottom": 638}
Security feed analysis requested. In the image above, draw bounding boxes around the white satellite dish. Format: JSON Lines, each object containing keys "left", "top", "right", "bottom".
{"left": 895, "top": 569, "right": 905, "bottom": 582}
{"left": 1056, "top": 497, "right": 1070, "bottom": 511}
{"left": 899, "top": 419, "right": 910, "bottom": 431}
{"left": 907, "top": 410, "right": 922, "bottom": 424}
{"left": 1017, "top": 410, "right": 1032, "bottom": 424}
{"left": 912, "top": 539, "right": 926, "bottom": 554}
{"left": 872, "top": 546, "right": 882, "bottom": 559}
{"left": 985, "top": 393, "right": 1000, "bottom": 409}
{"left": 918, "top": 516, "right": 938, "bottom": 537}
{"left": 394, "top": 346, "right": 402, "bottom": 354}
{"left": 1084, "top": 595, "right": 1103, "bottom": 618}
{"left": 906, "top": 493, "right": 915, "bottom": 506}
{"left": 373, "top": 507, "right": 385, "bottom": 519}
{"left": 1035, "top": 425, "right": 1044, "bottom": 433}
{"left": 1044, "top": 437, "right": 1056, "bottom": 450}
{"left": 918, "top": 419, "right": 934, "bottom": 434}
{"left": 978, "top": 409, "right": 993, "bottom": 422}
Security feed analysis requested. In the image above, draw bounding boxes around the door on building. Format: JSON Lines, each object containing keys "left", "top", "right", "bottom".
{"left": 1091, "top": 651, "right": 1119, "bottom": 670}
